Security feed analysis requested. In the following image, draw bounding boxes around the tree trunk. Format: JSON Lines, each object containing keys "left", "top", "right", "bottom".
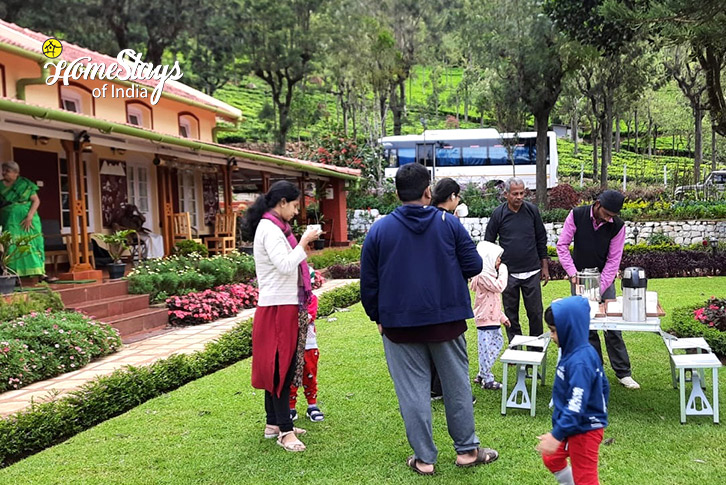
{"left": 693, "top": 106, "right": 704, "bottom": 182}
{"left": 591, "top": 119, "right": 599, "bottom": 182}
{"left": 615, "top": 112, "right": 621, "bottom": 152}
{"left": 391, "top": 78, "right": 406, "bottom": 136}
{"left": 276, "top": 100, "right": 290, "bottom": 155}
{"left": 379, "top": 91, "right": 388, "bottom": 138}
{"left": 647, "top": 113, "right": 653, "bottom": 157}
{"left": 571, "top": 108, "right": 579, "bottom": 155}
{"left": 712, "top": 124, "right": 718, "bottom": 171}
{"left": 625, "top": 118, "right": 631, "bottom": 152}
{"left": 634, "top": 109, "right": 639, "bottom": 154}
{"left": 535, "top": 111, "right": 550, "bottom": 207}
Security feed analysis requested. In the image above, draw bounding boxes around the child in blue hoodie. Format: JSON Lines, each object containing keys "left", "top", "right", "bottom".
{"left": 536, "top": 297, "right": 610, "bottom": 485}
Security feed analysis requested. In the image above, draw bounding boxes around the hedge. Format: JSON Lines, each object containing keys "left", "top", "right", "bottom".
{"left": 0, "top": 281, "right": 363, "bottom": 467}
{"left": 666, "top": 306, "right": 726, "bottom": 357}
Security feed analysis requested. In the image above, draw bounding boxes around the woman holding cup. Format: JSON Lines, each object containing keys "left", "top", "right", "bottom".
{"left": 241, "top": 181, "right": 322, "bottom": 452}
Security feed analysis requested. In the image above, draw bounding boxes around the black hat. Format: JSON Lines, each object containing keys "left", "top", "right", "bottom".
{"left": 598, "top": 190, "right": 625, "bottom": 214}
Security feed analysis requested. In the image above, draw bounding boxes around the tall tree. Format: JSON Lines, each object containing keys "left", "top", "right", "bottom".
{"left": 664, "top": 47, "right": 710, "bottom": 182}
{"left": 469, "top": 0, "right": 575, "bottom": 205}
{"left": 237, "top": 0, "right": 327, "bottom": 154}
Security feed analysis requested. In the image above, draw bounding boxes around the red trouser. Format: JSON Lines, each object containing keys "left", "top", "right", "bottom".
{"left": 289, "top": 348, "right": 319, "bottom": 408}
{"left": 542, "top": 428, "right": 604, "bottom": 485}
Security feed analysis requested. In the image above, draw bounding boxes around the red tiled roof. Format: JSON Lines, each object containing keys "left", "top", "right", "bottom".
{"left": 0, "top": 96, "right": 360, "bottom": 179}
{"left": 0, "top": 19, "right": 241, "bottom": 119}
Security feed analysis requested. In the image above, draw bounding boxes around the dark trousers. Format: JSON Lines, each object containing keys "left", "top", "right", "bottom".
{"left": 502, "top": 272, "right": 543, "bottom": 342}
{"left": 265, "top": 352, "right": 297, "bottom": 432}
{"left": 570, "top": 284, "right": 632, "bottom": 379}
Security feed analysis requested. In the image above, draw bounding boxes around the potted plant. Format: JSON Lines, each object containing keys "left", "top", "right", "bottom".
{"left": 0, "top": 227, "right": 40, "bottom": 294}
{"left": 310, "top": 210, "right": 326, "bottom": 251}
{"left": 94, "top": 229, "right": 135, "bottom": 279}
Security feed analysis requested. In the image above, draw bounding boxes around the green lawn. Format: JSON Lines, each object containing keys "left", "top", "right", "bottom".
{"left": 1, "top": 278, "right": 725, "bottom": 484}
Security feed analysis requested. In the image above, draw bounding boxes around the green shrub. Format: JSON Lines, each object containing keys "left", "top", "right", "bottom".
{"left": 173, "top": 239, "right": 209, "bottom": 257}
{"left": 307, "top": 246, "right": 362, "bottom": 269}
{"left": 0, "top": 288, "right": 64, "bottom": 322}
{"left": 317, "top": 282, "right": 361, "bottom": 317}
{"left": 646, "top": 232, "right": 676, "bottom": 246}
{"left": 666, "top": 306, "right": 726, "bottom": 357}
{"left": 0, "top": 311, "right": 122, "bottom": 392}
{"left": 127, "top": 252, "right": 256, "bottom": 302}
{"left": 0, "top": 318, "right": 253, "bottom": 468}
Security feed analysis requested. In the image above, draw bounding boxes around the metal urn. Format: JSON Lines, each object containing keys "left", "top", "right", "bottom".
{"left": 576, "top": 268, "right": 601, "bottom": 302}
{"left": 622, "top": 267, "right": 647, "bottom": 322}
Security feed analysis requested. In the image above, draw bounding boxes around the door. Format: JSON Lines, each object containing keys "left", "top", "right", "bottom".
{"left": 12, "top": 147, "right": 61, "bottom": 223}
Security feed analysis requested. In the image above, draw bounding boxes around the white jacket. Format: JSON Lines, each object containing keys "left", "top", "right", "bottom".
{"left": 253, "top": 219, "right": 307, "bottom": 307}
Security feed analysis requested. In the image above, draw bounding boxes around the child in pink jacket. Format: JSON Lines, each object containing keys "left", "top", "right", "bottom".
{"left": 471, "top": 241, "right": 510, "bottom": 390}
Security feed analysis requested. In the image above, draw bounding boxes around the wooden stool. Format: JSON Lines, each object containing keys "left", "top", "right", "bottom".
{"left": 670, "top": 353, "right": 721, "bottom": 424}
{"left": 500, "top": 349, "right": 547, "bottom": 417}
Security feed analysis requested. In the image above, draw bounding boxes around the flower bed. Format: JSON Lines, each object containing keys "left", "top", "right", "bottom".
{"left": 128, "top": 251, "right": 256, "bottom": 303}
{"left": 0, "top": 311, "right": 122, "bottom": 392}
{"left": 326, "top": 262, "right": 360, "bottom": 279}
{"left": 668, "top": 298, "right": 726, "bottom": 357}
{"left": 166, "top": 283, "right": 259, "bottom": 326}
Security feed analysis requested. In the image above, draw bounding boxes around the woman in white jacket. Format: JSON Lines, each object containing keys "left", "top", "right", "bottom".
{"left": 241, "top": 181, "right": 321, "bottom": 452}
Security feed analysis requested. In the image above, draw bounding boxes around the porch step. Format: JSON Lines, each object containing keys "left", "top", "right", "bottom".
{"left": 69, "top": 294, "right": 150, "bottom": 319}
{"left": 100, "top": 308, "right": 170, "bottom": 343}
{"left": 56, "top": 280, "right": 129, "bottom": 306}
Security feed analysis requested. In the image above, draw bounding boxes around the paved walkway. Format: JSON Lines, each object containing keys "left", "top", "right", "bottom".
{"left": 0, "top": 279, "right": 358, "bottom": 417}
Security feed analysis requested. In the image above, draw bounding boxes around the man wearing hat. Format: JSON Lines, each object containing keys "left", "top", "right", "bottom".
{"left": 555, "top": 189, "right": 640, "bottom": 389}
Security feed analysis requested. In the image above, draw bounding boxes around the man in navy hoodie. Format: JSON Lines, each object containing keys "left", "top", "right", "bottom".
{"left": 361, "top": 163, "right": 498, "bottom": 475}
{"left": 537, "top": 297, "right": 610, "bottom": 485}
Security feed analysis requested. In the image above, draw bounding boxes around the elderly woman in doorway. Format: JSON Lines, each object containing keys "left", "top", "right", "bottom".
{"left": 241, "top": 180, "right": 322, "bottom": 453}
{"left": 0, "top": 160, "right": 47, "bottom": 280}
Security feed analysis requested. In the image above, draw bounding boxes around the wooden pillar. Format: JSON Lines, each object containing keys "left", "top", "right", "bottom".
{"left": 223, "top": 165, "right": 233, "bottom": 214}
{"left": 158, "top": 166, "right": 175, "bottom": 255}
{"left": 59, "top": 139, "right": 99, "bottom": 280}
{"left": 320, "top": 178, "right": 349, "bottom": 246}
{"left": 298, "top": 176, "right": 306, "bottom": 226}
{"left": 261, "top": 172, "right": 270, "bottom": 193}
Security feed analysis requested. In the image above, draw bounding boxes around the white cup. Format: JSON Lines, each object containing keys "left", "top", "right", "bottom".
{"left": 454, "top": 203, "right": 469, "bottom": 218}
{"left": 307, "top": 224, "right": 321, "bottom": 233}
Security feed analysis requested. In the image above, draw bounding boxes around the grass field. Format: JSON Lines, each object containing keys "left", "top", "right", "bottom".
{"left": 1, "top": 277, "right": 724, "bottom": 484}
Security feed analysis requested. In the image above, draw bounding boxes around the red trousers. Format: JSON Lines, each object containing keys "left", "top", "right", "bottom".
{"left": 289, "top": 348, "right": 319, "bottom": 408}
{"left": 542, "top": 428, "right": 604, "bottom": 485}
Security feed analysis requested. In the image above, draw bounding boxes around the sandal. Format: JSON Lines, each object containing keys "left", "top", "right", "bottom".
{"left": 306, "top": 405, "right": 325, "bottom": 422}
{"left": 482, "top": 381, "right": 502, "bottom": 390}
{"left": 473, "top": 375, "right": 483, "bottom": 385}
{"left": 264, "top": 425, "right": 307, "bottom": 439}
{"left": 455, "top": 447, "right": 499, "bottom": 468}
{"left": 277, "top": 430, "right": 306, "bottom": 452}
{"left": 406, "top": 455, "right": 435, "bottom": 476}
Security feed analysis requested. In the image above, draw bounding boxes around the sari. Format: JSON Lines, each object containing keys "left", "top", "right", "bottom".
{"left": 0, "top": 176, "right": 45, "bottom": 276}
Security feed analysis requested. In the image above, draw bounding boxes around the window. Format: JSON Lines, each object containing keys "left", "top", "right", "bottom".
{"left": 397, "top": 148, "right": 415, "bottom": 166}
{"left": 61, "top": 91, "right": 81, "bottom": 113}
{"left": 179, "top": 120, "right": 190, "bottom": 138}
{"left": 59, "top": 158, "right": 91, "bottom": 230}
{"left": 59, "top": 84, "right": 93, "bottom": 115}
{"left": 127, "top": 164, "right": 150, "bottom": 214}
{"left": 177, "top": 170, "right": 199, "bottom": 227}
{"left": 126, "top": 102, "right": 152, "bottom": 128}
{"left": 178, "top": 113, "right": 200, "bottom": 139}
{"left": 128, "top": 110, "right": 141, "bottom": 126}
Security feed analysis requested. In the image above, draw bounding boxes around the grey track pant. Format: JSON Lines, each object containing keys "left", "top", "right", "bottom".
{"left": 382, "top": 333, "right": 480, "bottom": 464}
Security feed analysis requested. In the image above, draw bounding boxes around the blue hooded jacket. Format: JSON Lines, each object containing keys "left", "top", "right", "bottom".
{"left": 360, "top": 204, "right": 482, "bottom": 328}
{"left": 550, "top": 296, "right": 610, "bottom": 441}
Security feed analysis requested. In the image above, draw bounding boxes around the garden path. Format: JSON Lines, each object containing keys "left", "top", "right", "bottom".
{"left": 0, "top": 279, "right": 357, "bottom": 418}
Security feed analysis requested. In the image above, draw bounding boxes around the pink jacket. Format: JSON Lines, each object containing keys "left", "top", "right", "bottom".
{"left": 470, "top": 241, "right": 509, "bottom": 329}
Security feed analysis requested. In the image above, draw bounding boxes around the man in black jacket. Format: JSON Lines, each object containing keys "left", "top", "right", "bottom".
{"left": 485, "top": 178, "right": 549, "bottom": 342}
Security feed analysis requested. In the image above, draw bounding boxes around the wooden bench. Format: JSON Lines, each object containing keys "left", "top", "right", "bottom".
{"left": 500, "top": 333, "right": 551, "bottom": 417}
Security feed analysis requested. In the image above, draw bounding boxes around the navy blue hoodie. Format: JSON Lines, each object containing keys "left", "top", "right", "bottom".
{"left": 550, "top": 297, "right": 610, "bottom": 441}
{"left": 360, "top": 204, "right": 482, "bottom": 328}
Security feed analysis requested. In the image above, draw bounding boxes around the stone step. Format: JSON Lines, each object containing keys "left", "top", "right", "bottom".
{"left": 55, "top": 280, "right": 130, "bottom": 306}
{"left": 69, "top": 294, "right": 150, "bottom": 319}
{"left": 100, "top": 307, "right": 169, "bottom": 343}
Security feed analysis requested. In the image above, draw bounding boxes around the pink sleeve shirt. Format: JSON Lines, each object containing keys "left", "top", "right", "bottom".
{"left": 556, "top": 207, "right": 626, "bottom": 293}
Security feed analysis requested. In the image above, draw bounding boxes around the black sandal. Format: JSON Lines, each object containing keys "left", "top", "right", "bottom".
{"left": 406, "top": 455, "right": 435, "bottom": 476}
{"left": 456, "top": 447, "right": 499, "bottom": 468}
